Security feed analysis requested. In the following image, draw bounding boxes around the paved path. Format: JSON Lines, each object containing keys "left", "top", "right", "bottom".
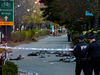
{"left": 8, "top": 34, "right": 85, "bottom": 75}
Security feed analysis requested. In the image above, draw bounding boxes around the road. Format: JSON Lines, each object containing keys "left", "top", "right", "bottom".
{"left": 9, "top": 34, "right": 85, "bottom": 75}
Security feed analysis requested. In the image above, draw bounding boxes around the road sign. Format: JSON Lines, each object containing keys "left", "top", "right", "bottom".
{"left": 0, "top": 21, "right": 14, "bottom": 26}
{"left": 0, "top": 1, "right": 13, "bottom": 25}
{"left": 85, "top": 10, "right": 93, "bottom": 16}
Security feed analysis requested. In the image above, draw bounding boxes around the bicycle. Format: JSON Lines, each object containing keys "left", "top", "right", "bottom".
{"left": 1, "top": 2, "right": 11, "bottom": 7}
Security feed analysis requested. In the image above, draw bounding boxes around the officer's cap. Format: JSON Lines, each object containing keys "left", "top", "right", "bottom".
{"left": 78, "top": 35, "right": 85, "bottom": 40}
{"left": 88, "top": 36, "right": 95, "bottom": 39}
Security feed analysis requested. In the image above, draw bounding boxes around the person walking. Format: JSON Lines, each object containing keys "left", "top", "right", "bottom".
{"left": 81, "top": 36, "right": 100, "bottom": 75}
{"left": 67, "top": 30, "right": 70, "bottom": 42}
{"left": 73, "top": 35, "right": 88, "bottom": 75}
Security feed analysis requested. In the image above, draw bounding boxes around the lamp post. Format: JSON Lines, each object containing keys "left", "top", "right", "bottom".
{"left": 17, "top": 3, "right": 22, "bottom": 31}
{"left": 35, "top": 1, "right": 37, "bottom": 4}
{"left": 27, "top": 9, "right": 30, "bottom": 12}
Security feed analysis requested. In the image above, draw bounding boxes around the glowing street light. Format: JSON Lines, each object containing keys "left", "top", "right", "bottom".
{"left": 17, "top": 3, "right": 21, "bottom": 7}
{"left": 35, "top": 1, "right": 37, "bottom": 4}
{"left": 17, "top": 5, "right": 20, "bottom": 7}
{"left": 27, "top": 9, "right": 30, "bottom": 12}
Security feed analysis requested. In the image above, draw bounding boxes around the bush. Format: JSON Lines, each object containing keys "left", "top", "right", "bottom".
{"left": 70, "top": 30, "right": 79, "bottom": 38}
{"left": 2, "top": 60, "right": 18, "bottom": 75}
{"left": 20, "top": 31, "right": 26, "bottom": 41}
{"left": 25, "top": 30, "right": 32, "bottom": 39}
{"left": 11, "top": 29, "right": 50, "bottom": 42}
{"left": 11, "top": 32, "right": 17, "bottom": 42}
{"left": 70, "top": 34, "right": 79, "bottom": 45}
{"left": 31, "top": 30, "right": 35, "bottom": 38}
{"left": 11, "top": 31, "right": 25, "bottom": 42}
{"left": 71, "top": 34, "right": 79, "bottom": 41}
{"left": 70, "top": 30, "right": 84, "bottom": 45}
{"left": 35, "top": 29, "right": 50, "bottom": 37}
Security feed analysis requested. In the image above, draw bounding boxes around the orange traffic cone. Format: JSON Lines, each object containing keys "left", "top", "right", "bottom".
{"left": 57, "top": 33, "right": 58, "bottom": 37}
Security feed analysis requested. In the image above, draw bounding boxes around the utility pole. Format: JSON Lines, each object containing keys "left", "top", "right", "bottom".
{"left": 0, "top": 56, "right": 2, "bottom": 75}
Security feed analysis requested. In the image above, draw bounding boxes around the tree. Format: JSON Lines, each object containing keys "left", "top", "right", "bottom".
{"left": 87, "top": 0, "right": 100, "bottom": 38}
{"left": 39, "top": 0, "right": 89, "bottom": 29}
{"left": 22, "top": 4, "right": 43, "bottom": 30}
{"left": 14, "top": 0, "right": 43, "bottom": 30}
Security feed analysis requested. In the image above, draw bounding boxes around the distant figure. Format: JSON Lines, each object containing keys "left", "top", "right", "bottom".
{"left": 67, "top": 30, "right": 70, "bottom": 42}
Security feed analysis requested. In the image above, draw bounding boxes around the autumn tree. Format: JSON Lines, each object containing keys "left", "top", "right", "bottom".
{"left": 22, "top": 9, "right": 43, "bottom": 30}
{"left": 14, "top": 0, "right": 43, "bottom": 30}
{"left": 22, "top": 2, "right": 43, "bottom": 30}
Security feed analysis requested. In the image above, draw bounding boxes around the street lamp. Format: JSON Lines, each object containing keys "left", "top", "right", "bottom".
{"left": 27, "top": 9, "right": 30, "bottom": 12}
{"left": 35, "top": 1, "right": 37, "bottom": 4}
{"left": 17, "top": 4, "right": 20, "bottom": 7}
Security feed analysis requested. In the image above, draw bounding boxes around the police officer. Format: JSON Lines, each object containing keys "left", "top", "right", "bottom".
{"left": 73, "top": 35, "right": 88, "bottom": 75}
{"left": 67, "top": 30, "right": 70, "bottom": 42}
{"left": 81, "top": 36, "right": 100, "bottom": 75}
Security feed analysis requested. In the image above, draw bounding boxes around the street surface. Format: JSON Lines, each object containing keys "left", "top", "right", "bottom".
{"left": 9, "top": 34, "right": 85, "bottom": 75}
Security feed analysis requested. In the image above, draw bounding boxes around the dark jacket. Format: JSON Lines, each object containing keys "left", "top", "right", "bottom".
{"left": 81, "top": 41, "right": 100, "bottom": 58}
{"left": 73, "top": 41, "right": 88, "bottom": 60}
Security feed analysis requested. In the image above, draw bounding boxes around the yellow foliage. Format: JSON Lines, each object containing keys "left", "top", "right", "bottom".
{"left": 82, "top": 28, "right": 100, "bottom": 35}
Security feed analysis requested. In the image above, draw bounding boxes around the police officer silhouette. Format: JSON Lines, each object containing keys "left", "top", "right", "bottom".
{"left": 82, "top": 36, "right": 100, "bottom": 75}
{"left": 73, "top": 35, "right": 88, "bottom": 75}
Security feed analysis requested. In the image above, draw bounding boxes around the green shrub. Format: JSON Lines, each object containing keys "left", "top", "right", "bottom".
{"left": 11, "top": 32, "right": 17, "bottom": 42}
{"left": 18, "top": 31, "right": 26, "bottom": 41}
{"left": 34, "top": 29, "right": 50, "bottom": 37}
{"left": 11, "top": 31, "right": 24, "bottom": 42}
{"left": 70, "top": 30, "right": 84, "bottom": 45}
{"left": 34, "top": 29, "right": 40, "bottom": 32}
{"left": 31, "top": 30, "right": 35, "bottom": 37}
{"left": 25, "top": 30, "right": 32, "bottom": 39}
{"left": 2, "top": 60, "right": 18, "bottom": 75}
{"left": 35, "top": 31, "right": 40, "bottom": 37}
{"left": 46, "top": 30, "right": 50, "bottom": 35}
{"left": 72, "top": 34, "right": 79, "bottom": 42}
{"left": 11, "top": 31, "right": 26, "bottom": 42}
{"left": 70, "top": 30, "right": 79, "bottom": 38}
{"left": 39, "top": 30, "right": 46, "bottom": 36}
{"left": 11, "top": 29, "right": 50, "bottom": 42}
